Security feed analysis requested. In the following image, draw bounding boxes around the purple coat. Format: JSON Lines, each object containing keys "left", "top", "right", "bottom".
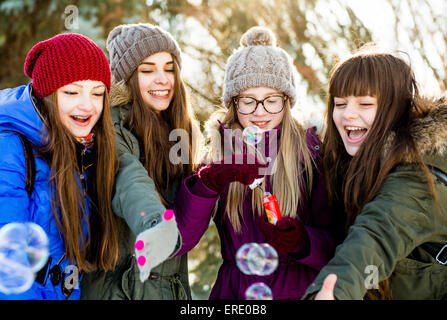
{"left": 173, "top": 127, "right": 335, "bottom": 300}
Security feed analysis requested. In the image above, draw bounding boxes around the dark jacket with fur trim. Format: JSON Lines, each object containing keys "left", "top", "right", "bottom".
{"left": 80, "top": 81, "right": 190, "bottom": 300}
{"left": 303, "top": 97, "right": 447, "bottom": 300}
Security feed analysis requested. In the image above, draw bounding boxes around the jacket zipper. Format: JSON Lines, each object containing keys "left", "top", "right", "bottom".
{"left": 80, "top": 149, "right": 87, "bottom": 197}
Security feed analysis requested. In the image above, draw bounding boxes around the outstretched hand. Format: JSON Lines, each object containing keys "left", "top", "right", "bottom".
{"left": 134, "top": 210, "right": 179, "bottom": 282}
{"left": 198, "top": 154, "right": 267, "bottom": 193}
{"left": 314, "top": 274, "right": 337, "bottom": 300}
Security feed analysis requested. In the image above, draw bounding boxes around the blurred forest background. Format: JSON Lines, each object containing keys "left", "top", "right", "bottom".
{"left": 1, "top": 0, "right": 447, "bottom": 299}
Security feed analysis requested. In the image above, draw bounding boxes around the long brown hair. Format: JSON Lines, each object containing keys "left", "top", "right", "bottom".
{"left": 38, "top": 90, "right": 120, "bottom": 272}
{"left": 125, "top": 56, "right": 202, "bottom": 206}
{"left": 323, "top": 45, "right": 437, "bottom": 299}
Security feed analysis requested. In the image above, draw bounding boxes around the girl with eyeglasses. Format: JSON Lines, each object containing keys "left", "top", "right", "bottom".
{"left": 303, "top": 46, "right": 447, "bottom": 300}
{"left": 172, "top": 26, "right": 336, "bottom": 300}
{"left": 0, "top": 33, "right": 120, "bottom": 299}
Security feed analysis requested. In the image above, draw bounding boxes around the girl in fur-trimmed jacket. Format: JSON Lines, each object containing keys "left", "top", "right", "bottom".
{"left": 80, "top": 24, "right": 202, "bottom": 300}
{"left": 172, "top": 26, "right": 336, "bottom": 300}
{"left": 303, "top": 45, "right": 447, "bottom": 300}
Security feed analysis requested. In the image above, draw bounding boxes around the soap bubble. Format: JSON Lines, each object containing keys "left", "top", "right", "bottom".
{"left": 236, "top": 243, "right": 262, "bottom": 275}
{"left": 243, "top": 126, "right": 263, "bottom": 145}
{"left": 0, "top": 259, "right": 34, "bottom": 294}
{"left": 0, "top": 222, "right": 49, "bottom": 294}
{"left": 256, "top": 243, "right": 279, "bottom": 276}
{"left": 236, "top": 242, "right": 278, "bottom": 276}
{"left": 245, "top": 282, "right": 273, "bottom": 300}
{"left": 0, "top": 222, "right": 49, "bottom": 272}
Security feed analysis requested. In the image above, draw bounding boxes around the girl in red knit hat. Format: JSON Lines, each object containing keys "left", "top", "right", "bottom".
{"left": 0, "top": 33, "right": 120, "bottom": 299}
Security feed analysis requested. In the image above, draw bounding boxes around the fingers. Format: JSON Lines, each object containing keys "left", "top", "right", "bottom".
{"left": 232, "top": 153, "right": 267, "bottom": 166}
{"left": 315, "top": 274, "right": 337, "bottom": 300}
{"left": 213, "top": 153, "right": 269, "bottom": 169}
{"left": 323, "top": 273, "right": 337, "bottom": 291}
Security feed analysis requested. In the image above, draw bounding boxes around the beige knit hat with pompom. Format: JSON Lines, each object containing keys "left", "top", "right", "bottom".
{"left": 223, "top": 26, "right": 298, "bottom": 108}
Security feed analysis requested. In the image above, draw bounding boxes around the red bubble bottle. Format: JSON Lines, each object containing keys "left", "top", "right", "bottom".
{"left": 262, "top": 192, "right": 282, "bottom": 225}
{"left": 249, "top": 177, "right": 282, "bottom": 225}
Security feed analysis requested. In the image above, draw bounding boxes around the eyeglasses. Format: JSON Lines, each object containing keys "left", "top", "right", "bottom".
{"left": 233, "top": 95, "right": 287, "bottom": 114}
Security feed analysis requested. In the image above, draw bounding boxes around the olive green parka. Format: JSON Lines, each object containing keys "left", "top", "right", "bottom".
{"left": 303, "top": 97, "right": 447, "bottom": 300}
{"left": 80, "top": 81, "right": 191, "bottom": 300}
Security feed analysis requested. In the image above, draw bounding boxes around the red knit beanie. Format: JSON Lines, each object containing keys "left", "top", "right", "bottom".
{"left": 24, "top": 33, "right": 111, "bottom": 98}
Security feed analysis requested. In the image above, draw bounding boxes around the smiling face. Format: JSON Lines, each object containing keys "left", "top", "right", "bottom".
{"left": 332, "top": 95, "right": 378, "bottom": 156}
{"left": 56, "top": 80, "right": 105, "bottom": 137}
{"left": 236, "top": 87, "right": 285, "bottom": 131}
{"left": 137, "top": 51, "right": 175, "bottom": 113}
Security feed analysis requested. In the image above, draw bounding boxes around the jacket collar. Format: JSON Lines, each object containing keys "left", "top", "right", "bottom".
{"left": 110, "top": 78, "right": 132, "bottom": 108}
{"left": 0, "top": 83, "right": 46, "bottom": 146}
{"left": 384, "top": 96, "right": 447, "bottom": 172}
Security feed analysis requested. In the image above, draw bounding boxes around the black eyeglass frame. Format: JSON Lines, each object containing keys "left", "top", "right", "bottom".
{"left": 233, "top": 95, "right": 288, "bottom": 115}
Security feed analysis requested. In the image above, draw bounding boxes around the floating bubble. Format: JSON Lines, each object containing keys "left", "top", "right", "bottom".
{"left": 235, "top": 242, "right": 278, "bottom": 276}
{"left": 256, "top": 243, "right": 279, "bottom": 276}
{"left": 0, "top": 222, "right": 49, "bottom": 294}
{"left": 0, "top": 222, "right": 49, "bottom": 272}
{"left": 0, "top": 258, "right": 34, "bottom": 294}
{"left": 236, "top": 243, "right": 262, "bottom": 275}
{"left": 243, "top": 126, "right": 263, "bottom": 145}
{"left": 245, "top": 282, "right": 273, "bottom": 300}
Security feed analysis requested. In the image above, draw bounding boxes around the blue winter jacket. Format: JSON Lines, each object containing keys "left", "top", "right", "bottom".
{"left": 0, "top": 84, "right": 89, "bottom": 300}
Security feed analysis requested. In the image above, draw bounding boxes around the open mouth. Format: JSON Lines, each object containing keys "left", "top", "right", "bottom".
{"left": 251, "top": 120, "right": 270, "bottom": 129}
{"left": 345, "top": 126, "right": 367, "bottom": 143}
{"left": 149, "top": 90, "right": 170, "bottom": 98}
{"left": 70, "top": 115, "right": 91, "bottom": 125}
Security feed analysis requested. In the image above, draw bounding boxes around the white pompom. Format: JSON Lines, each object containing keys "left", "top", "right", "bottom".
{"left": 240, "top": 26, "right": 277, "bottom": 47}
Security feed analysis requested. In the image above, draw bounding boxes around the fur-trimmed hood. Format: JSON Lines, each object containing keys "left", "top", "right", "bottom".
{"left": 410, "top": 96, "right": 447, "bottom": 157}
{"left": 109, "top": 78, "right": 132, "bottom": 107}
{"left": 385, "top": 96, "right": 447, "bottom": 171}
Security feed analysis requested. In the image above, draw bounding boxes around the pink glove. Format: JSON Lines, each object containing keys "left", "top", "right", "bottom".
{"left": 198, "top": 154, "right": 267, "bottom": 193}
{"left": 257, "top": 215, "right": 308, "bottom": 256}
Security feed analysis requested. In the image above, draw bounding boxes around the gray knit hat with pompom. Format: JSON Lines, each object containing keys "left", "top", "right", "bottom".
{"left": 106, "top": 23, "right": 182, "bottom": 82}
{"left": 223, "top": 26, "right": 298, "bottom": 108}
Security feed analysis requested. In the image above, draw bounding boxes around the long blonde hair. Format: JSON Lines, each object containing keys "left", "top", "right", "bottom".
{"left": 205, "top": 99, "right": 315, "bottom": 233}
